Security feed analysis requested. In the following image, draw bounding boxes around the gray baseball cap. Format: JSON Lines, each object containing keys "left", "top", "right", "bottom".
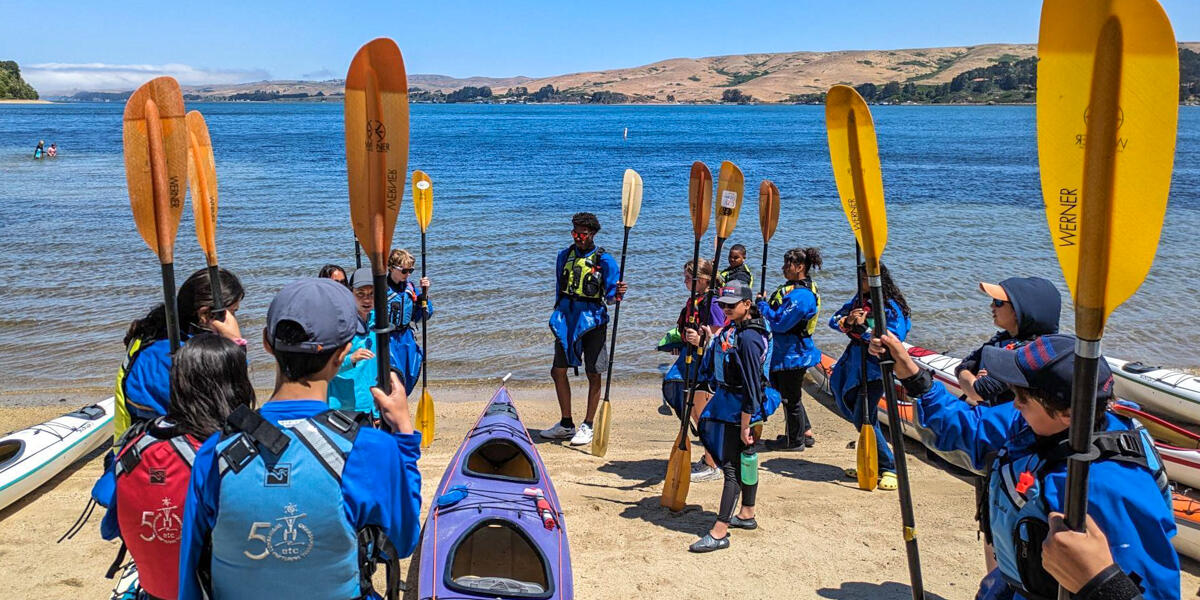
{"left": 266, "top": 278, "right": 364, "bottom": 353}
{"left": 350, "top": 267, "right": 375, "bottom": 290}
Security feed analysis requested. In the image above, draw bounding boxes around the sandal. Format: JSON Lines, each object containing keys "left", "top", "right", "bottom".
{"left": 879, "top": 471, "right": 898, "bottom": 491}
{"left": 844, "top": 467, "right": 858, "bottom": 479}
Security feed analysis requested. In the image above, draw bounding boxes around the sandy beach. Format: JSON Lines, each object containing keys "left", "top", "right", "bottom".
{"left": 1, "top": 380, "right": 1197, "bottom": 599}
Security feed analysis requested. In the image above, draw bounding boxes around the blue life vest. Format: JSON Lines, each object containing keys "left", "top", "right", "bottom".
{"left": 207, "top": 408, "right": 380, "bottom": 599}
{"left": 706, "top": 319, "right": 780, "bottom": 424}
{"left": 984, "top": 420, "right": 1168, "bottom": 599}
{"left": 386, "top": 283, "right": 420, "bottom": 330}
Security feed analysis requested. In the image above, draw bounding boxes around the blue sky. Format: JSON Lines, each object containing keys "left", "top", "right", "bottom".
{"left": 4, "top": 0, "right": 1198, "bottom": 93}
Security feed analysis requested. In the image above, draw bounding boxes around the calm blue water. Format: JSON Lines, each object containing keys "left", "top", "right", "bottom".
{"left": 1, "top": 103, "right": 1198, "bottom": 401}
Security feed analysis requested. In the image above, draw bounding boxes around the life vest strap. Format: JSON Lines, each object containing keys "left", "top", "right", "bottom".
{"left": 290, "top": 418, "right": 351, "bottom": 482}
{"left": 225, "top": 405, "right": 291, "bottom": 455}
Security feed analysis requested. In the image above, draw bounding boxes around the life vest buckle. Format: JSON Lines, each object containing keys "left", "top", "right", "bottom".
{"left": 325, "top": 410, "right": 356, "bottom": 434}
{"left": 219, "top": 435, "right": 259, "bottom": 475}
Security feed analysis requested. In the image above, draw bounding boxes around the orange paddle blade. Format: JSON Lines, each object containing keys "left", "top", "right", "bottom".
{"left": 1037, "top": 0, "right": 1178, "bottom": 338}
{"left": 186, "top": 111, "right": 219, "bottom": 266}
{"left": 345, "top": 38, "right": 409, "bottom": 273}
{"left": 826, "top": 85, "right": 888, "bottom": 275}
{"left": 123, "top": 77, "right": 187, "bottom": 263}
{"left": 759, "top": 180, "right": 779, "bottom": 242}
{"left": 412, "top": 169, "right": 433, "bottom": 232}
{"left": 660, "top": 430, "right": 692, "bottom": 511}
{"left": 688, "top": 162, "right": 712, "bottom": 240}
{"left": 714, "top": 161, "right": 744, "bottom": 239}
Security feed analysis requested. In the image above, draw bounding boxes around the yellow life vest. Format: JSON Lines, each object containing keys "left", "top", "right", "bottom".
{"left": 767, "top": 279, "right": 821, "bottom": 337}
{"left": 112, "top": 337, "right": 148, "bottom": 442}
{"left": 560, "top": 246, "right": 606, "bottom": 300}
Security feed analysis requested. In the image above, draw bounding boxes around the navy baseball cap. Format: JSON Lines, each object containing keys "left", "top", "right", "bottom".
{"left": 716, "top": 280, "right": 753, "bottom": 304}
{"left": 266, "top": 278, "right": 364, "bottom": 353}
{"left": 981, "top": 334, "right": 1114, "bottom": 404}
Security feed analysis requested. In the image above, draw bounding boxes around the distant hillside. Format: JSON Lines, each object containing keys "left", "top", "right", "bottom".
{"left": 0, "top": 61, "right": 38, "bottom": 100}
{"left": 54, "top": 42, "right": 1200, "bottom": 104}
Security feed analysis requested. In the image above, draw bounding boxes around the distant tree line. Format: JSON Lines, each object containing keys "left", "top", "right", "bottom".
{"left": 0, "top": 61, "right": 38, "bottom": 99}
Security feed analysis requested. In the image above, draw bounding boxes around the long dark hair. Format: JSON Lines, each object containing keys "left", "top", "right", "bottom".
{"left": 318, "top": 264, "right": 349, "bottom": 288}
{"left": 167, "top": 334, "right": 255, "bottom": 439}
{"left": 124, "top": 267, "right": 245, "bottom": 346}
{"left": 783, "top": 247, "right": 823, "bottom": 275}
{"left": 859, "top": 262, "right": 911, "bottom": 318}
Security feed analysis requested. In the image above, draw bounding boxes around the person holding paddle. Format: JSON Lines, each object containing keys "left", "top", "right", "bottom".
{"left": 686, "top": 280, "right": 780, "bottom": 553}
{"left": 827, "top": 262, "right": 910, "bottom": 490}
{"left": 178, "top": 278, "right": 420, "bottom": 600}
{"left": 543, "top": 212, "right": 626, "bottom": 446}
{"left": 385, "top": 248, "right": 433, "bottom": 395}
{"left": 113, "top": 267, "right": 245, "bottom": 441}
{"left": 758, "top": 247, "right": 822, "bottom": 451}
{"left": 871, "top": 332, "right": 1179, "bottom": 600}
{"left": 329, "top": 267, "right": 380, "bottom": 415}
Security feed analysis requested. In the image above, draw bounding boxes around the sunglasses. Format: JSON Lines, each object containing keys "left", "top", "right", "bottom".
{"left": 717, "top": 301, "right": 740, "bottom": 309}
{"left": 390, "top": 266, "right": 415, "bottom": 274}
{"left": 992, "top": 299, "right": 1008, "bottom": 308}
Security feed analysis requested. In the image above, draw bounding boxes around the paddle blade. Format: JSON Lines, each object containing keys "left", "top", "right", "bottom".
{"left": 826, "top": 85, "right": 888, "bottom": 271}
{"left": 660, "top": 431, "right": 692, "bottom": 511}
{"left": 416, "top": 387, "right": 434, "bottom": 448}
{"left": 621, "top": 168, "right": 643, "bottom": 228}
{"left": 714, "top": 161, "right": 745, "bottom": 239}
{"left": 1037, "top": 0, "right": 1177, "bottom": 337}
{"left": 185, "top": 111, "right": 219, "bottom": 266}
{"left": 412, "top": 169, "right": 433, "bottom": 232}
{"left": 688, "top": 161, "right": 712, "bottom": 239}
{"left": 345, "top": 38, "right": 409, "bottom": 273}
{"left": 123, "top": 76, "right": 187, "bottom": 263}
{"left": 591, "top": 400, "right": 612, "bottom": 457}
{"left": 857, "top": 424, "right": 879, "bottom": 491}
{"left": 759, "top": 180, "right": 780, "bottom": 242}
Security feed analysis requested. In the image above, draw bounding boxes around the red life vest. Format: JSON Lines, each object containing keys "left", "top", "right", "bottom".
{"left": 113, "top": 422, "right": 199, "bottom": 599}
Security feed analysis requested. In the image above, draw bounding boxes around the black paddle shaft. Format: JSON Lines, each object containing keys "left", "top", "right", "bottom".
{"left": 372, "top": 273, "right": 394, "bottom": 395}
{"left": 856, "top": 244, "right": 869, "bottom": 427}
{"left": 355, "top": 241, "right": 363, "bottom": 270}
{"left": 675, "top": 236, "right": 704, "bottom": 449}
{"left": 1062, "top": 341, "right": 1103, "bottom": 529}
{"left": 420, "top": 232, "right": 429, "bottom": 389}
{"left": 678, "top": 237, "right": 726, "bottom": 450}
{"left": 206, "top": 264, "right": 226, "bottom": 321}
{"left": 600, "top": 226, "right": 631, "bottom": 405}
{"left": 160, "top": 262, "right": 181, "bottom": 354}
{"left": 868, "top": 279, "right": 926, "bottom": 600}
{"left": 759, "top": 242, "right": 769, "bottom": 297}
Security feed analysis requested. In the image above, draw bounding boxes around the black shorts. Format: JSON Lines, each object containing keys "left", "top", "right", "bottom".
{"left": 553, "top": 326, "right": 608, "bottom": 373}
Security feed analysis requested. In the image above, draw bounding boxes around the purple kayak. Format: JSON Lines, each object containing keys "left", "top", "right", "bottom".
{"left": 415, "top": 384, "right": 572, "bottom": 599}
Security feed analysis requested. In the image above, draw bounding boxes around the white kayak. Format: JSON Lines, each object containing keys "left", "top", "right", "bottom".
{"left": 0, "top": 397, "right": 115, "bottom": 512}
{"left": 1106, "top": 357, "right": 1200, "bottom": 426}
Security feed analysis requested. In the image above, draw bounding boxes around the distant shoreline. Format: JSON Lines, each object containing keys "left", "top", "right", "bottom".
{"left": 0, "top": 99, "right": 52, "bottom": 104}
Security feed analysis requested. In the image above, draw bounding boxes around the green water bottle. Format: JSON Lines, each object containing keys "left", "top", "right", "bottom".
{"left": 740, "top": 449, "right": 758, "bottom": 486}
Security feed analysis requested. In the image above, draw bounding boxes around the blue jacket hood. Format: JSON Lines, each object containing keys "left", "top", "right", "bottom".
{"left": 1000, "top": 277, "right": 1060, "bottom": 339}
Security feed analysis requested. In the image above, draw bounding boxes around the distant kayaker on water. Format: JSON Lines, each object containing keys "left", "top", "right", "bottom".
{"left": 328, "top": 267, "right": 379, "bottom": 415}
{"left": 871, "top": 332, "right": 1180, "bottom": 600}
{"left": 717, "top": 243, "right": 754, "bottom": 289}
{"left": 656, "top": 257, "right": 725, "bottom": 482}
{"left": 385, "top": 248, "right": 433, "bottom": 395}
{"left": 113, "top": 267, "right": 245, "bottom": 441}
{"left": 685, "top": 280, "right": 781, "bottom": 553}
{"left": 95, "top": 334, "right": 254, "bottom": 600}
{"left": 177, "top": 278, "right": 421, "bottom": 600}
{"left": 543, "top": 212, "right": 626, "bottom": 447}
{"left": 957, "top": 277, "right": 1061, "bottom": 406}
{"left": 828, "top": 262, "right": 911, "bottom": 491}
{"left": 318, "top": 263, "right": 349, "bottom": 288}
{"left": 33, "top": 140, "right": 44, "bottom": 159}
{"left": 46, "top": 143, "right": 57, "bottom": 157}
{"left": 758, "top": 247, "right": 823, "bottom": 451}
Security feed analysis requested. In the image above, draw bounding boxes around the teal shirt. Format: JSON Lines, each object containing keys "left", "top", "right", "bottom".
{"left": 328, "top": 314, "right": 379, "bottom": 416}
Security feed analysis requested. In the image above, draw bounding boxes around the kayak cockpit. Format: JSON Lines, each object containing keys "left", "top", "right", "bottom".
{"left": 446, "top": 519, "right": 553, "bottom": 598}
{"left": 0, "top": 440, "right": 23, "bottom": 470}
{"left": 466, "top": 438, "right": 538, "bottom": 483}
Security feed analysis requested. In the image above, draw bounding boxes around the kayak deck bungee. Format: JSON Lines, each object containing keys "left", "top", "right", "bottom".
{"left": 417, "top": 385, "right": 572, "bottom": 599}
{"left": 0, "top": 397, "right": 115, "bottom": 512}
{"left": 1106, "top": 357, "right": 1200, "bottom": 426}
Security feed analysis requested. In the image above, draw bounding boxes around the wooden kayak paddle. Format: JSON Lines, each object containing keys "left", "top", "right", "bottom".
{"left": 345, "top": 38, "right": 409, "bottom": 395}
{"left": 185, "top": 110, "right": 225, "bottom": 319}
{"left": 123, "top": 77, "right": 188, "bottom": 354}
{"left": 592, "top": 168, "right": 642, "bottom": 458}
{"left": 757, "top": 180, "right": 779, "bottom": 297}
{"left": 826, "top": 84, "right": 925, "bottom": 599}
{"left": 1037, "top": 4, "right": 1178, "bottom": 597}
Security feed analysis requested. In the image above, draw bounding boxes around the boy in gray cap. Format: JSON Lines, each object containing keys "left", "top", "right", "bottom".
{"left": 178, "top": 278, "right": 421, "bottom": 600}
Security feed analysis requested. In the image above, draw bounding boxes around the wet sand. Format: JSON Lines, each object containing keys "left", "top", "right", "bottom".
{"left": 1, "top": 381, "right": 1197, "bottom": 599}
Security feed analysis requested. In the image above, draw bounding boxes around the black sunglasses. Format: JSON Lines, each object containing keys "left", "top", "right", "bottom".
{"left": 390, "top": 266, "right": 415, "bottom": 274}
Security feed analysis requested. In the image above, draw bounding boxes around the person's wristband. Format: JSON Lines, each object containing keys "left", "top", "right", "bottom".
{"left": 1074, "top": 563, "right": 1139, "bottom": 600}
{"left": 900, "top": 368, "right": 934, "bottom": 397}
{"left": 231, "top": 337, "right": 248, "bottom": 347}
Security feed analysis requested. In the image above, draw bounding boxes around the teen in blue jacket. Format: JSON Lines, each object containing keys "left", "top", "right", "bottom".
{"left": 828, "top": 262, "right": 911, "bottom": 490}
{"left": 543, "top": 212, "right": 626, "bottom": 447}
{"left": 385, "top": 249, "right": 433, "bottom": 395}
{"left": 873, "top": 332, "right": 1179, "bottom": 600}
{"left": 757, "top": 247, "right": 823, "bottom": 451}
{"left": 177, "top": 279, "right": 422, "bottom": 600}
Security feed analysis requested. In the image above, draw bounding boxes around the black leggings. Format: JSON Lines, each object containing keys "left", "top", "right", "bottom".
{"left": 717, "top": 422, "right": 756, "bottom": 523}
{"left": 770, "top": 368, "right": 811, "bottom": 445}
